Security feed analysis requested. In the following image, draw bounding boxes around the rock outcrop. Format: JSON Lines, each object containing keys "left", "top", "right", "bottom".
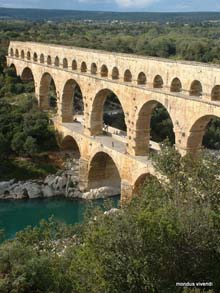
{"left": 0, "top": 158, "right": 120, "bottom": 200}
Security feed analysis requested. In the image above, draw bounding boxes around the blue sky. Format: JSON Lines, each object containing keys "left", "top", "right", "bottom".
{"left": 0, "top": 0, "right": 220, "bottom": 12}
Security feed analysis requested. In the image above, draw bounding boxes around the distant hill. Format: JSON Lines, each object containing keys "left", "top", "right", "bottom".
{"left": 0, "top": 7, "right": 220, "bottom": 23}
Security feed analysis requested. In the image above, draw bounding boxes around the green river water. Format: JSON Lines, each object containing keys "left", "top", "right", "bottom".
{"left": 0, "top": 197, "right": 120, "bottom": 240}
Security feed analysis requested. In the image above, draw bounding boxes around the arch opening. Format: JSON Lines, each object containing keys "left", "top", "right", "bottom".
{"left": 72, "top": 60, "right": 77, "bottom": 70}
{"left": 10, "top": 48, "right": 14, "bottom": 57}
{"left": 137, "top": 72, "right": 147, "bottom": 85}
{"left": 153, "top": 75, "right": 163, "bottom": 89}
{"left": 90, "top": 89, "right": 127, "bottom": 136}
{"left": 190, "top": 80, "right": 202, "bottom": 97}
{"left": 112, "top": 67, "right": 119, "bottom": 80}
{"left": 60, "top": 135, "right": 81, "bottom": 159}
{"left": 101, "top": 64, "right": 108, "bottom": 77}
{"left": 88, "top": 152, "right": 121, "bottom": 196}
{"left": 124, "top": 69, "right": 132, "bottom": 82}
{"left": 27, "top": 51, "right": 31, "bottom": 61}
{"left": 47, "top": 55, "right": 52, "bottom": 65}
{"left": 63, "top": 58, "right": 68, "bottom": 69}
{"left": 33, "top": 52, "right": 38, "bottom": 62}
{"left": 188, "top": 115, "right": 220, "bottom": 152}
{"left": 55, "top": 56, "right": 60, "bottom": 67}
{"left": 40, "top": 54, "right": 44, "bottom": 64}
{"left": 62, "top": 79, "right": 84, "bottom": 123}
{"left": 21, "top": 50, "right": 25, "bottom": 59}
{"left": 91, "top": 63, "right": 97, "bottom": 75}
{"left": 81, "top": 62, "right": 87, "bottom": 73}
{"left": 15, "top": 49, "right": 19, "bottom": 58}
{"left": 170, "top": 77, "right": 182, "bottom": 93}
{"left": 135, "top": 101, "right": 175, "bottom": 155}
{"left": 211, "top": 85, "right": 220, "bottom": 101}
{"left": 133, "top": 173, "right": 155, "bottom": 196}
{"left": 21, "top": 67, "right": 35, "bottom": 93}
{"left": 39, "top": 72, "right": 57, "bottom": 111}
{"left": 9, "top": 64, "right": 17, "bottom": 76}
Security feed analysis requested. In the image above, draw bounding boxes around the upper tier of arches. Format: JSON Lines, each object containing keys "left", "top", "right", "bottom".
{"left": 9, "top": 47, "right": 220, "bottom": 102}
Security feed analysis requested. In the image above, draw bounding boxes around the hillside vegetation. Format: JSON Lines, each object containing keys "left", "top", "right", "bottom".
{"left": 0, "top": 146, "right": 219, "bottom": 292}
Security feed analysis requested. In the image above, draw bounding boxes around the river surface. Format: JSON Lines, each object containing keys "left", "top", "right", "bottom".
{"left": 0, "top": 197, "right": 120, "bottom": 240}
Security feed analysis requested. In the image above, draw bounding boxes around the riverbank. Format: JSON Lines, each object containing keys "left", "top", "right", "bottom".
{"left": 0, "top": 156, "right": 120, "bottom": 201}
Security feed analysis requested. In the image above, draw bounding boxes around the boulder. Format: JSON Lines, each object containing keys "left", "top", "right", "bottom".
{"left": 82, "top": 186, "right": 120, "bottom": 200}
{"left": 42, "top": 185, "right": 54, "bottom": 198}
{"left": 22, "top": 182, "right": 43, "bottom": 199}
{"left": 0, "top": 180, "right": 15, "bottom": 194}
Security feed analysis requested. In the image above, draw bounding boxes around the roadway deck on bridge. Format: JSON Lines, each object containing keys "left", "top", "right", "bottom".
{"left": 53, "top": 119, "right": 158, "bottom": 165}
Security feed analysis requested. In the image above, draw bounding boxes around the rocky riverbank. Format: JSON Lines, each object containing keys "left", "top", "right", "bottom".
{"left": 0, "top": 158, "right": 120, "bottom": 200}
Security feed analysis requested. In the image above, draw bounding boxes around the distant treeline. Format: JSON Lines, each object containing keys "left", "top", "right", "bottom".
{"left": 1, "top": 20, "right": 220, "bottom": 64}
{"left": 1, "top": 8, "right": 220, "bottom": 23}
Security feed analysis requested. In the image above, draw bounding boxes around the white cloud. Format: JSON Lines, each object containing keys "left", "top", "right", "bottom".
{"left": 115, "top": 0, "right": 158, "bottom": 8}
{"left": 78, "top": 0, "right": 159, "bottom": 8}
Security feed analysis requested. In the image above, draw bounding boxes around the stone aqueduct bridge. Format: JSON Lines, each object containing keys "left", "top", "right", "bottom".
{"left": 7, "top": 41, "right": 220, "bottom": 202}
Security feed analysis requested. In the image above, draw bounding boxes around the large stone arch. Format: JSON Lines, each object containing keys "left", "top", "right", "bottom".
{"left": 134, "top": 99, "right": 175, "bottom": 155}
{"left": 21, "top": 67, "right": 35, "bottom": 83}
{"left": 39, "top": 72, "right": 57, "bottom": 110}
{"left": 8, "top": 63, "right": 17, "bottom": 75}
{"left": 60, "top": 135, "right": 81, "bottom": 159}
{"left": 61, "top": 78, "right": 84, "bottom": 123}
{"left": 89, "top": 88, "right": 127, "bottom": 136}
{"left": 186, "top": 114, "right": 220, "bottom": 152}
{"left": 132, "top": 173, "right": 153, "bottom": 196}
{"left": 87, "top": 151, "right": 121, "bottom": 193}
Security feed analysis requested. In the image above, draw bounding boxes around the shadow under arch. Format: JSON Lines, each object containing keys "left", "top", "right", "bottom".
{"left": 135, "top": 99, "right": 175, "bottom": 156}
{"left": 170, "top": 77, "right": 182, "bottom": 93}
{"left": 61, "top": 79, "right": 84, "bottom": 123}
{"left": 187, "top": 114, "right": 220, "bottom": 153}
{"left": 112, "top": 67, "right": 119, "bottom": 80}
{"left": 90, "top": 88, "right": 127, "bottom": 136}
{"left": 39, "top": 72, "right": 57, "bottom": 110}
{"left": 88, "top": 151, "right": 121, "bottom": 195}
{"left": 137, "top": 72, "right": 147, "bottom": 85}
{"left": 21, "top": 67, "right": 35, "bottom": 82}
{"left": 101, "top": 64, "right": 108, "bottom": 77}
{"left": 21, "top": 50, "right": 25, "bottom": 59}
{"left": 133, "top": 173, "right": 156, "bottom": 196}
{"left": 60, "top": 135, "right": 81, "bottom": 159}
{"left": 211, "top": 85, "right": 220, "bottom": 101}
{"left": 9, "top": 63, "right": 17, "bottom": 76}
{"left": 190, "top": 80, "right": 203, "bottom": 97}
{"left": 153, "top": 75, "right": 164, "bottom": 89}
{"left": 124, "top": 69, "right": 132, "bottom": 82}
